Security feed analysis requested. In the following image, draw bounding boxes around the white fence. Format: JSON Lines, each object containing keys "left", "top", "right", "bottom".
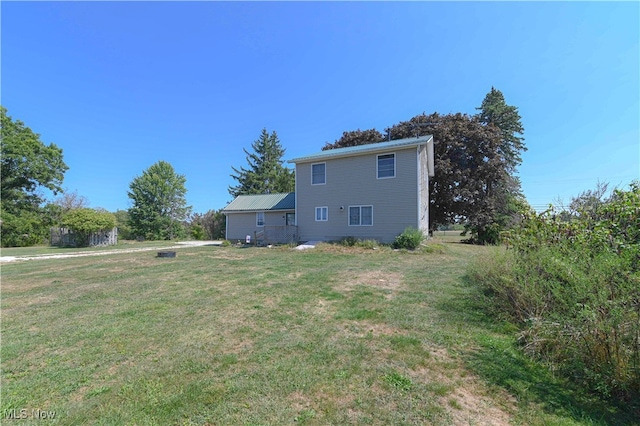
{"left": 51, "top": 227, "right": 118, "bottom": 247}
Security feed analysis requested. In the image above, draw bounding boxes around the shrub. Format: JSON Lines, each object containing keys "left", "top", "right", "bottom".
{"left": 190, "top": 223, "right": 205, "bottom": 240}
{"left": 470, "top": 182, "right": 640, "bottom": 401}
{"left": 393, "top": 227, "right": 425, "bottom": 250}
{"left": 340, "top": 236, "right": 358, "bottom": 247}
{"left": 0, "top": 210, "right": 50, "bottom": 247}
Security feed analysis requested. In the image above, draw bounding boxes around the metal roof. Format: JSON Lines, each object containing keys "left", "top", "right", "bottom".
{"left": 222, "top": 192, "right": 295, "bottom": 212}
{"left": 288, "top": 135, "right": 433, "bottom": 164}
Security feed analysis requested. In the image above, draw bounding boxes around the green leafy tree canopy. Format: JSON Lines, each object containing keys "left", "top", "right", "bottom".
{"left": 128, "top": 161, "right": 192, "bottom": 240}
{"left": 1, "top": 106, "right": 68, "bottom": 208}
{"left": 1, "top": 106, "right": 69, "bottom": 246}
{"left": 322, "top": 128, "right": 384, "bottom": 151}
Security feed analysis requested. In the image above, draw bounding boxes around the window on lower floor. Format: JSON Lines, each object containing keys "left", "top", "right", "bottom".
{"left": 256, "top": 212, "right": 265, "bottom": 227}
{"left": 349, "top": 205, "right": 373, "bottom": 226}
{"left": 315, "top": 206, "right": 328, "bottom": 221}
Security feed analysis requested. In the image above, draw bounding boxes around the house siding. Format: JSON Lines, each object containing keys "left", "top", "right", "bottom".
{"left": 225, "top": 210, "right": 292, "bottom": 241}
{"left": 296, "top": 147, "right": 419, "bottom": 243}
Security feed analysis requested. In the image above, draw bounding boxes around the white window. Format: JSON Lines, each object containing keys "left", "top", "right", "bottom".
{"left": 377, "top": 153, "right": 395, "bottom": 179}
{"left": 256, "top": 212, "right": 265, "bottom": 227}
{"left": 349, "top": 205, "right": 373, "bottom": 226}
{"left": 312, "top": 163, "right": 326, "bottom": 185}
{"left": 315, "top": 206, "right": 328, "bottom": 221}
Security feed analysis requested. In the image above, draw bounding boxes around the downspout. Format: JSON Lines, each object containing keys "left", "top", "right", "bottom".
{"left": 417, "top": 145, "right": 422, "bottom": 235}
{"left": 224, "top": 212, "right": 228, "bottom": 240}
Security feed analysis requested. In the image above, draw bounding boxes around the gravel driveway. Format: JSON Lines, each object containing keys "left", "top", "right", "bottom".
{"left": 0, "top": 241, "right": 223, "bottom": 263}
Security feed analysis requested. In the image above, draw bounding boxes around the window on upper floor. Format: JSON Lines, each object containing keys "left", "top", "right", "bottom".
{"left": 315, "top": 206, "right": 328, "bottom": 221}
{"left": 349, "top": 205, "right": 373, "bottom": 226}
{"left": 377, "top": 153, "right": 395, "bottom": 179}
{"left": 312, "top": 163, "right": 326, "bottom": 185}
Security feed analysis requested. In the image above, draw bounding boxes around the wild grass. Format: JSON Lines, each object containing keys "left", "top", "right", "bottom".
{"left": 1, "top": 243, "right": 635, "bottom": 425}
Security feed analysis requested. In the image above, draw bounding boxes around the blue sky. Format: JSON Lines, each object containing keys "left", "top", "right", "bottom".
{"left": 2, "top": 1, "right": 638, "bottom": 214}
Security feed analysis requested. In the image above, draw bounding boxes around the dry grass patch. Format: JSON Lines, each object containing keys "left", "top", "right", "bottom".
{"left": 339, "top": 320, "right": 400, "bottom": 339}
{"left": 335, "top": 270, "right": 404, "bottom": 300}
{"left": 410, "top": 350, "right": 516, "bottom": 426}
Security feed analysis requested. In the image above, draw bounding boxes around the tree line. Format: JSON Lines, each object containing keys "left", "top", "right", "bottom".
{"left": 0, "top": 106, "right": 224, "bottom": 246}
{"left": 1, "top": 87, "right": 523, "bottom": 246}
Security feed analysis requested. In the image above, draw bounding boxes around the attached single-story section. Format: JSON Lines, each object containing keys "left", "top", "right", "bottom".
{"left": 222, "top": 192, "right": 297, "bottom": 244}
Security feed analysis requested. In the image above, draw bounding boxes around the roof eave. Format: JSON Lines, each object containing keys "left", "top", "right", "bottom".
{"left": 288, "top": 135, "right": 433, "bottom": 164}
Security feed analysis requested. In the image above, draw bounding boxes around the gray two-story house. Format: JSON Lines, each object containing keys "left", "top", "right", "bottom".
{"left": 223, "top": 135, "right": 434, "bottom": 244}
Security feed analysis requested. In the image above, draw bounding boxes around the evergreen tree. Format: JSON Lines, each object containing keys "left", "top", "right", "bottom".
{"left": 475, "top": 87, "right": 527, "bottom": 242}
{"left": 229, "top": 129, "right": 294, "bottom": 197}
{"left": 476, "top": 87, "right": 526, "bottom": 173}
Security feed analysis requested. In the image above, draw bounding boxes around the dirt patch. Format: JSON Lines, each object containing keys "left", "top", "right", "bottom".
{"left": 447, "top": 385, "right": 513, "bottom": 426}
{"left": 310, "top": 299, "right": 338, "bottom": 319}
{"left": 334, "top": 270, "right": 404, "bottom": 299}
{"left": 340, "top": 321, "right": 400, "bottom": 338}
{"left": 411, "top": 347, "right": 516, "bottom": 426}
{"left": 288, "top": 390, "right": 315, "bottom": 412}
{"left": 329, "top": 322, "right": 516, "bottom": 425}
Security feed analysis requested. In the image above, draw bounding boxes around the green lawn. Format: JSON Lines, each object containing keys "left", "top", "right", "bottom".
{"left": 1, "top": 242, "right": 633, "bottom": 425}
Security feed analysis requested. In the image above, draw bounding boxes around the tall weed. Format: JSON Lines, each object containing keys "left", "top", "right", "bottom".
{"left": 470, "top": 182, "right": 640, "bottom": 402}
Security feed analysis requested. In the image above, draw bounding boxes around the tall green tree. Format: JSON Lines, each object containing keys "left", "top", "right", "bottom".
{"left": 128, "top": 161, "right": 192, "bottom": 240}
{"left": 229, "top": 129, "right": 295, "bottom": 197}
{"left": 476, "top": 87, "right": 526, "bottom": 173}
{"left": 1, "top": 106, "right": 69, "bottom": 246}
{"left": 475, "top": 87, "right": 527, "bottom": 242}
{"left": 387, "top": 112, "right": 510, "bottom": 240}
{"left": 322, "top": 112, "right": 515, "bottom": 243}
